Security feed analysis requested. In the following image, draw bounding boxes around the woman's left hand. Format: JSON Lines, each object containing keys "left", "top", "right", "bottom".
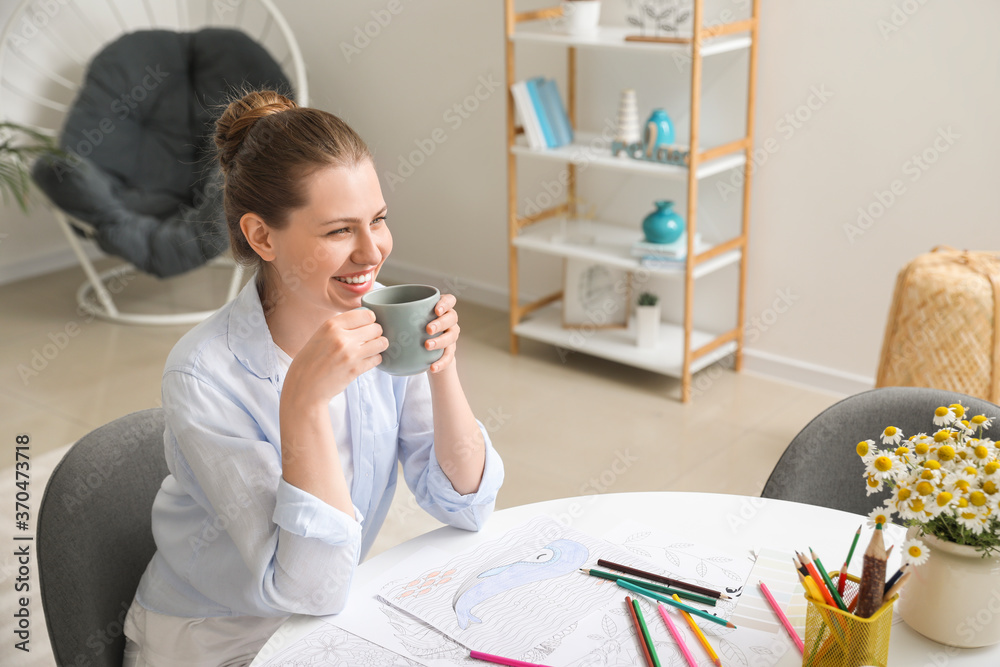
{"left": 425, "top": 293, "right": 459, "bottom": 374}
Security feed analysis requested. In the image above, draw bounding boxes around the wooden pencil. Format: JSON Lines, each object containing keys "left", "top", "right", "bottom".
{"left": 632, "top": 598, "right": 662, "bottom": 667}
{"left": 883, "top": 563, "right": 908, "bottom": 594}
{"left": 579, "top": 569, "right": 717, "bottom": 606}
{"left": 855, "top": 523, "right": 888, "bottom": 618}
{"left": 836, "top": 525, "right": 861, "bottom": 595}
{"left": 671, "top": 593, "right": 721, "bottom": 667}
{"left": 617, "top": 579, "right": 736, "bottom": 629}
{"left": 808, "top": 548, "right": 848, "bottom": 611}
{"left": 598, "top": 558, "right": 728, "bottom": 600}
{"left": 626, "top": 596, "right": 656, "bottom": 667}
{"left": 883, "top": 570, "right": 911, "bottom": 605}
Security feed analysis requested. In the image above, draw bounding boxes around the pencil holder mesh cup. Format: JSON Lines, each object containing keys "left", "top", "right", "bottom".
{"left": 802, "top": 572, "right": 896, "bottom": 667}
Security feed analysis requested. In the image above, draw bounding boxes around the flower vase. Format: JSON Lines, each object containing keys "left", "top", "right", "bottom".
{"left": 642, "top": 200, "right": 685, "bottom": 245}
{"left": 635, "top": 304, "right": 660, "bottom": 348}
{"left": 897, "top": 528, "right": 1000, "bottom": 647}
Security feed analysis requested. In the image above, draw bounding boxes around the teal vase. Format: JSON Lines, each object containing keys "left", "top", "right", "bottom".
{"left": 642, "top": 200, "right": 685, "bottom": 244}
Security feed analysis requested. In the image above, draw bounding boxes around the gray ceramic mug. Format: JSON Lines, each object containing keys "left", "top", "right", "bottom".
{"left": 361, "top": 284, "right": 444, "bottom": 375}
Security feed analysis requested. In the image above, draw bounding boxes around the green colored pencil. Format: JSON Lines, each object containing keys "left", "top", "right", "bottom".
{"left": 632, "top": 597, "right": 662, "bottom": 667}
{"left": 808, "top": 548, "right": 848, "bottom": 611}
{"left": 579, "top": 569, "right": 717, "bottom": 606}
{"left": 617, "top": 579, "right": 736, "bottom": 629}
{"left": 844, "top": 525, "right": 862, "bottom": 567}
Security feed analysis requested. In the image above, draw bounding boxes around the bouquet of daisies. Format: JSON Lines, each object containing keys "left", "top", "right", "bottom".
{"left": 856, "top": 402, "right": 1000, "bottom": 563}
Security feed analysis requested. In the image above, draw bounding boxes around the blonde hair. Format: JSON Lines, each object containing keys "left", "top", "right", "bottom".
{"left": 213, "top": 90, "right": 372, "bottom": 306}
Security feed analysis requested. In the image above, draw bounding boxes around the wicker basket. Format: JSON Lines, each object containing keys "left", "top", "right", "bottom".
{"left": 876, "top": 246, "right": 1000, "bottom": 402}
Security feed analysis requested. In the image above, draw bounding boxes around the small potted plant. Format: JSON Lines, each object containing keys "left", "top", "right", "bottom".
{"left": 0, "top": 121, "right": 61, "bottom": 213}
{"left": 636, "top": 291, "right": 659, "bottom": 347}
{"left": 561, "top": 0, "right": 601, "bottom": 35}
{"left": 855, "top": 402, "right": 1000, "bottom": 647}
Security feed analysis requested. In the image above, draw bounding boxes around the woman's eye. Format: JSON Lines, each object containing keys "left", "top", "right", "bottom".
{"left": 326, "top": 227, "right": 349, "bottom": 236}
{"left": 372, "top": 216, "right": 387, "bottom": 226}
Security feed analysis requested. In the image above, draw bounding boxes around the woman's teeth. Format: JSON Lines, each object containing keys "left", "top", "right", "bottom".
{"left": 334, "top": 273, "right": 372, "bottom": 285}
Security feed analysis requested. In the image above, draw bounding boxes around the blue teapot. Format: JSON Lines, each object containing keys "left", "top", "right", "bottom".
{"left": 643, "top": 109, "right": 675, "bottom": 160}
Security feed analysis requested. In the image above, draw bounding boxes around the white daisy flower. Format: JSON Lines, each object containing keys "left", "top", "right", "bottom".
{"left": 902, "top": 538, "right": 930, "bottom": 566}
{"left": 943, "top": 469, "right": 976, "bottom": 496}
{"left": 866, "top": 451, "right": 902, "bottom": 481}
{"left": 881, "top": 426, "right": 903, "bottom": 446}
{"left": 956, "top": 508, "right": 987, "bottom": 534}
{"left": 855, "top": 439, "right": 876, "bottom": 463}
{"left": 864, "top": 474, "right": 884, "bottom": 496}
{"left": 896, "top": 497, "right": 929, "bottom": 522}
{"left": 932, "top": 406, "right": 957, "bottom": 426}
{"left": 970, "top": 414, "right": 994, "bottom": 432}
{"left": 867, "top": 505, "right": 893, "bottom": 529}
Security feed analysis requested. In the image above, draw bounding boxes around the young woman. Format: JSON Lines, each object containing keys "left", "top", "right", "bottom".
{"left": 122, "top": 90, "right": 504, "bottom": 666}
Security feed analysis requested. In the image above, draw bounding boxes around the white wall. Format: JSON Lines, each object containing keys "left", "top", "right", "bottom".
{"left": 4, "top": 0, "right": 1000, "bottom": 393}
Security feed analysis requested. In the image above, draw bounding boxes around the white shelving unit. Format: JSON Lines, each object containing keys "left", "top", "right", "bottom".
{"left": 504, "top": 1, "right": 760, "bottom": 402}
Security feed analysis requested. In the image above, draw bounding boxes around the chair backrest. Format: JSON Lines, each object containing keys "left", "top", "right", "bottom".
{"left": 38, "top": 408, "right": 169, "bottom": 667}
{"left": 0, "top": 0, "right": 308, "bottom": 134}
{"left": 761, "top": 387, "right": 1000, "bottom": 517}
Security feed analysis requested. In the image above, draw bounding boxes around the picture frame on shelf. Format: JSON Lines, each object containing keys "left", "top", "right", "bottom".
{"left": 561, "top": 258, "right": 631, "bottom": 329}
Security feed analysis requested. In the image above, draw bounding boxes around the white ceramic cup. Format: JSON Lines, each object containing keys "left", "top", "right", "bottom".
{"left": 561, "top": 1, "right": 601, "bottom": 36}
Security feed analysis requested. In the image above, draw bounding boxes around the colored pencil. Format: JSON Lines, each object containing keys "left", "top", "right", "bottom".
{"left": 884, "top": 564, "right": 908, "bottom": 594}
{"left": 796, "top": 569, "right": 823, "bottom": 603}
{"left": 579, "top": 569, "right": 717, "bottom": 606}
{"left": 836, "top": 525, "right": 862, "bottom": 595}
{"left": 626, "top": 596, "right": 656, "bottom": 667}
{"left": 759, "top": 580, "right": 804, "bottom": 654}
{"left": 798, "top": 553, "right": 836, "bottom": 608}
{"left": 598, "top": 558, "right": 729, "bottom": 599}
{"left": 672, "top": 593, "right": 721, "bottom": 667}
{"left": 856, "top": 523, "right": 888, "bottom": 618}
{"left": 883, "top": 570, "right": 911, "bottom": 605}
{"left": 792, "top": 555, "right": 809, "bottom": 577}
{"left": 632, "top": 598, "right": 662, "bottom": 667}
{"left": 617, "top": 579, "right": 736, "bottom": 629}
{"left": 657, "top": 603, "right": 698, "bottom": 667}
{"left": 469, "top": 650, "right": 553, "bottom": 667}
{"left": 808, "top": 548, "right": 848, "bottom": 611}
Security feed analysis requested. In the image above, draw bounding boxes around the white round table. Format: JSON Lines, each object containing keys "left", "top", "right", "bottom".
{"left": 251, "top": 492, "right": 998, "bottom": 666}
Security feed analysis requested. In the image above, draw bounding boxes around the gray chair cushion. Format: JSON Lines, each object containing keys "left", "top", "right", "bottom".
{"left": 38, "top": 408, "right": 168, "bottom": 667}
{"left": 761, "top": 387, "right": 1000, "bottom": 517}
{"left": 31, "top": 28, "right": 292, "bottom": 278}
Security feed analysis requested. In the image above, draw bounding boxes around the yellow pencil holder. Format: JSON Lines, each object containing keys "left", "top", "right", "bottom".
{"left": 801, "top": 572, "right": 896, "bottom": 667}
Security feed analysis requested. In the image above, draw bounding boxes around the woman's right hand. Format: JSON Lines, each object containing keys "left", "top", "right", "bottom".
{"left": 282, "top": 308, "right": 387, "bottom": 406}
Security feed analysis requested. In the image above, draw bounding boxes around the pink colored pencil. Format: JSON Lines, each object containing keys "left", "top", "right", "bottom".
{"left": 469, "top": 650, "right": 553, "bottom": 667}
{"left": 758, "top": 580, "right": 804, "bottom": 654}
{"left": 657, "top": 604, "right": 699, "bottom": 667}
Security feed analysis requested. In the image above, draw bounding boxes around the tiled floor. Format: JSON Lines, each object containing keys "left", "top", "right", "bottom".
{"left": 0, "top": 257, "right": 843, "bottom": 556}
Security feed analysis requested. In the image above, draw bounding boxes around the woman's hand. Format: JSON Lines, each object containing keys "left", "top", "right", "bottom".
{"left": 283, "top": 308, "right": 387, "bottom": 405}
{"left": 425, "top": 293, "right": 460, "bottom": 374}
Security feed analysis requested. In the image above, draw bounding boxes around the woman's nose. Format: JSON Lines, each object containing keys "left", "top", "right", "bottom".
{"left": 352, "top": 228, "right": 382, "bottom": 265}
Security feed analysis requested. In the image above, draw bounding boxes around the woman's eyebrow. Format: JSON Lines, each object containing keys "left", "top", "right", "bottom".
{"left": 319, "top": 206, "right": 388, "bottom": 226}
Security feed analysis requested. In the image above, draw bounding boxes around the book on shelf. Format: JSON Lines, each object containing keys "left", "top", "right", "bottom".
{"left": 511, "top": 80, "right": 545, "bottom": 149}
{"left": 511, "top": 76, "right": 574, "bottom": 149}
{"left": 631, "top": 233, "right": 707, "bottom": 263}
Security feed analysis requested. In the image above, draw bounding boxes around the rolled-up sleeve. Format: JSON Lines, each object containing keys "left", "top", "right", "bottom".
{"left": 396, "top": 374, "right": 505, "bottom": 532}
{"left": 160, "top": 370, "right": 361, "bottom": 617}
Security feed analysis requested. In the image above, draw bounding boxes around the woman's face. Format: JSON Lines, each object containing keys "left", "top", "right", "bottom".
{"left": 268, "top": 160, "right": 392, "bottom": 314}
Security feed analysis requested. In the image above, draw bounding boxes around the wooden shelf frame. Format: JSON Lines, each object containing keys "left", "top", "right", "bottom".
{"left": 504, "top": 0, "right": 760, "bottom": 402}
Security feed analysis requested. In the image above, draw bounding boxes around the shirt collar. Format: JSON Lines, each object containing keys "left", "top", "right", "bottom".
{"left": 227, "top": 273, "right": 279, "bottom": 382}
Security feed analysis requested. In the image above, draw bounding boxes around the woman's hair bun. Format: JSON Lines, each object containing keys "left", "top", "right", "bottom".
{"left": 215, "top": 90, "right": 297, "bottom": 174}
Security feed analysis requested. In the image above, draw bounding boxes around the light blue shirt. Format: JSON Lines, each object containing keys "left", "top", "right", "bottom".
{"left": 134, "top": 277, "right": 504, "bottom": 618}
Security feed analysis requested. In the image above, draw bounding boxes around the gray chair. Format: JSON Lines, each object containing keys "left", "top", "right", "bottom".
{"left": 38, "top": 408, "right": 168, "bottom": 667}
{"left": 761, "top": 387, "right": 1000, "bottom": 517}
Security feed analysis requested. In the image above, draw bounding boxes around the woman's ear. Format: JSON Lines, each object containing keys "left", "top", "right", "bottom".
{"left": 240, "top": 213, "right": 277, "bottom": 262}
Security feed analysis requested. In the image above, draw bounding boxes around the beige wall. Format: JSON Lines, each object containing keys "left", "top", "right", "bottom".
{"left": 4, "top": 0, "right": 1000, "bottom": 393}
